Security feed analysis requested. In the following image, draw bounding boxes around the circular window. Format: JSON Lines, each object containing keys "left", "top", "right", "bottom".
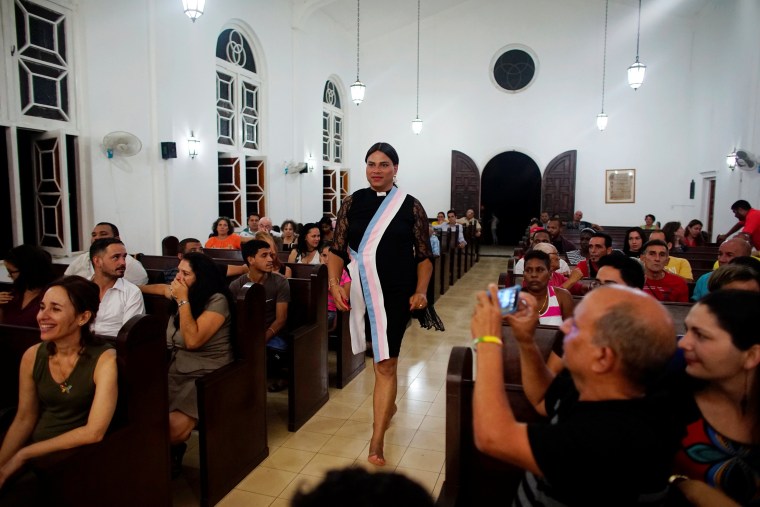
{"left": 490, "top": 45, "right": 538, "bottom": 93}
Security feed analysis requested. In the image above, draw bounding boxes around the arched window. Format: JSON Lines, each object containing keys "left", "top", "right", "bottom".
{"left": 215, "top": 26, "right": 265, "bottom": 226}
{"left": 322, "top": 79, "right": 348, "bottom": 217}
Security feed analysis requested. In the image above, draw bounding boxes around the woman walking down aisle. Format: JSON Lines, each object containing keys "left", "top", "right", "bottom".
{"left": 327, "top": 142, "right": 433, "bottom": 467}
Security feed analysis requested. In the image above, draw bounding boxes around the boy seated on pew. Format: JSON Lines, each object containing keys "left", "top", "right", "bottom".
{"left": 319, "top": 244, "right": 350, "bottom": 331}
{"left": 228, "top": 240, "right": 290, "bottom": 392}
{"left": 471, "top": 283, "right": 682, "bottom": 505}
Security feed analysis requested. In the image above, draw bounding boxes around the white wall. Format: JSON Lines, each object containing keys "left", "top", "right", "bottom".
{"left": 71, "top": 0, "right": 760, "bottom": 254}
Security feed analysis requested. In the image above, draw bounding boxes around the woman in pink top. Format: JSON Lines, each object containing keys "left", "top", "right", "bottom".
{"left": 320, "top": 245, "right": 350, "bottom": 331}
{"left": 204, "top": 217, "right": 241, "bottom": 249}
{"left": 521, "top": 250, "right": 573, "bottom": 326}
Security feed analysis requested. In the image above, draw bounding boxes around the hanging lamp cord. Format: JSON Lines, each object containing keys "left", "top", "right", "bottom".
{"left": 356, "top": 0, "right": 361, "bottom": 80}
{"left": 635, "top": 0, "right": 642, "bottom": 62}
{"left": 601, "top": 0, "right": 608, "bottom": 113}
{"left": 416, "top": 0, "right": 420, "bottom": 117}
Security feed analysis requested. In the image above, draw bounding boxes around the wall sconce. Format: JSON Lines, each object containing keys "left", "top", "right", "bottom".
{"left": 188, "top": 131, "right": 200, "bottom": 159}
{"left": 726, "top": 151, "right": 737, "bottom": 170}
{"left": 307, "top": 154, "right": 316, "bottom": 173}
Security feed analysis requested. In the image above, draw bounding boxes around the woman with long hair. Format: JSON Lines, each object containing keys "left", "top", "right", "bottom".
{"left": 683, "top": 219, "right": 706, "bottom": 247}
{"left": 623, "top": 227, "right": 645, "bottom": 258}
{"left": 0, "top": 276, "right": 117, "bottom": 491}
{"left": 0, "top": 245, "right": 57, "bottom": 327}
{"left": 288, "top": 223, "right": 321, "bottom": 265}
{"left": 662, "top": 221, "right": 686, "bottom": 253}
{"left": 671, "top": 290, "right": 760, "bottom": 506}
{"left": 204, "top": 216, "right": 241, "bottom": 250}
{"left": 165, "top": 252, "right": 234, "bottom": 477}
{"left": 280, "top": 220, "right": 298, "bottom": 250}
{"left": 327, "top": 142, "right": 433, "bottom": 466}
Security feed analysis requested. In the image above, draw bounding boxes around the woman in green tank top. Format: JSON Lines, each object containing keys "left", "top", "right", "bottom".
{"left": 0, "top": 276, "right": 118, "bottom": 490}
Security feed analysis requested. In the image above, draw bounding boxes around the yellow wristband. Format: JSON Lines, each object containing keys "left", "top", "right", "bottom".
{"left": 471, "top": 335, "right": 503, "bottom": 347}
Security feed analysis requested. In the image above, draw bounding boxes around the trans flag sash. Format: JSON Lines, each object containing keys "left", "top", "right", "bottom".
{"left": 347, "top": 186, "right": 408, "bottom": 362}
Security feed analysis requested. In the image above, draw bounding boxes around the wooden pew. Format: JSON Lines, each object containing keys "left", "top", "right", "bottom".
{"left": 142, "top": 288, "right": 269, "bottom": 506}
{"left": 203, "top": 248, "right": 243, "bottom": 261}
{"left": 0, "top": 324, "right": 40, "bottom": 428}
{"left": 329, "top": 310, "right": 365, "bottom": 389}
{"left": 284, "top": 263, "right": 329, "bottom": 431}
{"left": 429, "top": 255, "right": 442, "bottom": 302}
{"left": 25, "top": 314, "right": 170, "bottom": 507}
{"left": 438, "top": 247, "right": 450, "bottom": 296}
{"left": 439, "top": 325, "right": 562, "bottom": 507}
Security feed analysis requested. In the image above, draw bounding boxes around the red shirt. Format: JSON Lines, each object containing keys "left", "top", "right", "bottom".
{"left": 742, "top": 208, "right": 760, "bottom": 249}
{"left": 643, "top": 272, "right": 689, "bottom": 302}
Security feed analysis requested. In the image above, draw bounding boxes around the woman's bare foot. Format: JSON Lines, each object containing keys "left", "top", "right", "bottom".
{"left": 367, "top": 450, "right": 386, "bottom": 466}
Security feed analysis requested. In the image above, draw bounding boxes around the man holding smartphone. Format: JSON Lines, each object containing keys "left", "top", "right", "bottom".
{"left": 471, "top": 284, "right": 681, "bottom": 505}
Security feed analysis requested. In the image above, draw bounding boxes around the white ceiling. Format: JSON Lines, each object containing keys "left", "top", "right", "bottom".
{"left": 302, "top": 0, "right": 714, "bottom": 42}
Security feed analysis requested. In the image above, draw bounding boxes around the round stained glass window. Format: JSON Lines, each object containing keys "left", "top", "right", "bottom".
{"left": 491, "top": 45, "right": 538, "bottom": 93}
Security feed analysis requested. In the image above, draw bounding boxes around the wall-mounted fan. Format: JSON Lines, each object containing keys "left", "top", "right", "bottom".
{"left": 735, "top": 150, "right": 757, "bottom": 171}
{"left": 103, "top": 131, "right": 142, "bottom": 159}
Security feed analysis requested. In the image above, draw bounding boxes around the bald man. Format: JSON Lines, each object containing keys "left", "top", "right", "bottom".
{"left": 691, "top": 237, "right": 753, "bottom": 301}
{"left": 472, "top": 285, "right": 680, "bottom": 505}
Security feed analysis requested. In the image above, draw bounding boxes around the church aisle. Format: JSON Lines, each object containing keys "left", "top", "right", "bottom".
{"left": 173, "top": 255, "right": 508, "bottom": 506}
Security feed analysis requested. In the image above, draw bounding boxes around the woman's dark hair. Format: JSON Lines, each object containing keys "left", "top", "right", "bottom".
{"left": 365, "top": 142, "right": 399, "bottom": 165}
{"left": 524, "top": 249, "right": 550, "bottom": 270}
{"left": 45, "top": 276, "right": 101, "bottom": 355}
{"left": 623, "top": 227, "right": 645, "bottom": 256}
{"left": 645, "top": 214, "right": 656, "bottom": 222}
{"left": 5, "top": 244, "right": 56, "bottom": 292}
{"left": 281, "top": 219, "right": 298, "bottom": 236}
{"left": 708, "top": 263, "right": 760, "bottom": 292}
{"left": 661, "top": 221, "right": 682, "bottom": 247}
{"left": 210, "top": 217, "right": 233, "bottom": 237}
{"left": 685, "top": 219, "right": 705, "bottom": 246}
{"left": 699, "top": 290, "right": 759, "bottom": 352}
{"left": 295, "top": 223, "right": 320, "bottom": 257}
{"left": 169, "top": 252, "right": 232, "bottom": 328}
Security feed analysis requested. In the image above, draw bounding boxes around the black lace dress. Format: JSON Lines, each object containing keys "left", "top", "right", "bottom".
{"left": 330, "top": 187, "right": 432, "bottom": 358}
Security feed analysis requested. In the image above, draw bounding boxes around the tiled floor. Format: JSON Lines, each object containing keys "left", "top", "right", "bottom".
{"left": 173, "top": 251, "right": 509, "bottom": 506}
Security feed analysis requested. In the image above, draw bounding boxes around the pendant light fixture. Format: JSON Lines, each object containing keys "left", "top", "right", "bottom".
{"left": 627, "top": 0, "right": 646, "bottom": 90}
{"left": 596, "top": 0, "right": 609, "bottom": 131}
{"left": 411, "top": 0, "right": 423, "bottom": 134}
{"left": 181, "top": 0, "right": 205, "bottom": 23}
{"left": 350, "top": 0, "right": 366, "bottom": 105}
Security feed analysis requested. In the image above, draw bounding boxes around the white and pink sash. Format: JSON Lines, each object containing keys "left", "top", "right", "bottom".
{"left": 347, "top": 187, "right": 408, "bottom": 362}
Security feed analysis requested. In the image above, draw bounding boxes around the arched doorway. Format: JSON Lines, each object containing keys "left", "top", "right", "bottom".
{"left": 481, "top": 152, "right": 541, "bottom": 245}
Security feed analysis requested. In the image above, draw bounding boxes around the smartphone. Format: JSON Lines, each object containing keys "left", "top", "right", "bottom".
{"left": 495, "top": 285, "right": 521, "bottom": 316}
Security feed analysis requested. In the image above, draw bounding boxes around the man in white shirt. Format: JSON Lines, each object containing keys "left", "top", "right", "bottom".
{"left": 64, "top": 222, "right": 148, "bottom": 285}
{"left": 239, "top": 213, "right": 261, "bottom": 243}
{"left": 89, "top": 238, "right": 145, "bottom": 336}
{"left": 457, "top": 208, "right": 482, "bottom": 238}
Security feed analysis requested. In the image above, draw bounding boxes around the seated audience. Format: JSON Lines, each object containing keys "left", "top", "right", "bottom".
{"left": 318, "top": 216, "right": 334, "bottom": 244}
{"left": 254, "top": 231, "right": 291, "bottom": 278}
{"left": 432, "top": 211, "right": 446, "bottom": 227}
{"left": 546, "top": 218, "right": 576, "bottom": 256}
{"left": 428, "top": 225, "right": 440, "bottom": 257}
{"left": 521, "top": 250, "right": 572, "bottom": 325}
{"left": 691, "top": 238, "right": 752, "bottom": 301}
{"left": 288, "top": 223, "right": 321, "bottom": 264}
{"left": 238, "top": 213, "right": 260, "bottom": 243}
{"left": 457, "top": 208, "right": 482, "bottom": 238}
{"left": 623, "top": 226, "right": 646, "bottom": 258}
{"left": 562, "top": 231, "right": 613, "bottom": 290}
{"left": 565, "top": 227, "right": 594, "bottom": 265}
{"left": 531, "top": 243, "right": 568, "bottom": 288}
{"left": 291, "top": 467, "right": 434, "bottom": 507}
{"left": 565, "top": 210, "right": 602, "bottom": 231}
{"left": 671, "top": 291, "right": 760, "bottom": 506}
{"left": 596, "top": 253, "right": 645, "bottom": 289}
{"left": 319, "top": 244, "right": 351, "bottom": 331}
{"left": 706, "top": 261, "right": 760, "bottom": 292}
{"left": 641, "top": 213, "right": 658, "bottom": 230}
{"left": 471, "top": 284, "right": 680, "bottom": 505}
{"left": 204, "top": 216, "right": 241, "bottom": 250}
{"left": 648, "top": 229, "right": 693, "bottom": 281}
{"left": 64, "top": 222, "right": 148, "bottom": 285}
{"left": 155, "top": 238, "right": 247, "bottom": 285}
{"left": 662, "top": 221, "right": 687, "bottom": 253}
{"left": 166, "top": 252, "right": 234, "bottom": 477}
{"left": 539, "top": 210, "right": 550, "bottom": 229}
{"left": 258, "top": 217, "right": 281, "bottom": 237}
{"left": 280, "top": 219, "right": 298, "bottom": 250}
{"left": 528, "top": 218, "right": 542, "bottom": 236}
{"left": 434, "top": 210, "right": 466, "bottom": 250}
{"left": 0, "top": 245, "right": 56, "bottom": 327}
{"left": 0, "top": 277, "right": 117, "bottom": 494}
{"left": 514, "top": 230, "right": 570, "bottom": 275}
{"left": 682, "top": 219, "right": 705, "bottom": 247}
{"left": 229, "top": 240, "right": 290, "bottom": 392}
{"left": 641, "top": 239, "right": 689, "bottom": 302}
{"left": 89, "top": 238, "right": 145, "bottom": 336}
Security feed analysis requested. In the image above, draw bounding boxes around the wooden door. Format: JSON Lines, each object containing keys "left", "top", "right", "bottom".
{"left": 32, "top": 131, "right": 72, "bottom": 256}
{"left": 450, "top": 151, "right": 480, "bottom": 218}
{"left": 541, "top": 150, "right": 576, "bottom": 223}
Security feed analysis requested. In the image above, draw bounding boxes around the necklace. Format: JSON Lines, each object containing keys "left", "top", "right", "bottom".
{"left": 537, "top": 290, "right": 549, "bottom": 315}
{"left": 52, "top": 354, "right": 78, "bottom": 395}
